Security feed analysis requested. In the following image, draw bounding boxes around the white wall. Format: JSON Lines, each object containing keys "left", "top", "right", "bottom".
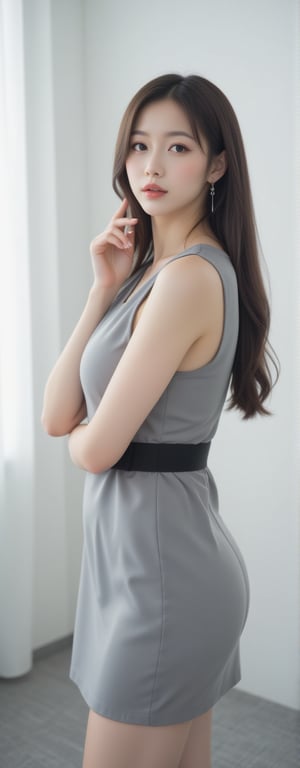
{"left": 23, "top": 0, "right": 89, "bottom": 648}
{"left": 24, "top": 0, "right": 299, "bottom": 710}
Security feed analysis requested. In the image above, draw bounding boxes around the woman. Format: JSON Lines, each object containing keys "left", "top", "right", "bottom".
{"left": 42, "top": 74, "right": 278, "bottom": 768}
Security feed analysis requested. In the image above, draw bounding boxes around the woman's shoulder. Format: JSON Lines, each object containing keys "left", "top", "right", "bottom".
{"left": 177, "top": 242, "right": 238, "bottom": 290}
{"left": 150, "top": 246, "right": 238, "bottom": 333}
{"left": 156, "top": 243, "right": 232, "bottom": 291}
{"left": 151, "top": 251, "right": 224, "bottom": 322}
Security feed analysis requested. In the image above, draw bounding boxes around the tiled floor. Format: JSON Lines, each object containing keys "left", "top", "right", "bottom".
{"left": 0, "top": 640, "right": 299, "bottom": 767}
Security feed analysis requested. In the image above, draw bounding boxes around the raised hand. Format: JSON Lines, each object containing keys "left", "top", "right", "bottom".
{"left": 90, "top": 198, "right": 138, "bottom": 292}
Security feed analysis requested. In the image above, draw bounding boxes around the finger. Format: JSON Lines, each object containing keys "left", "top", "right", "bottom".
{"left": 124, "top": 225, "right": 135, "bottom": 237}
{"left": 110, "top": 224, "right": 137, "bottom": 249}
{"left": 113, "top": 217, "right": 138, "bottom": 228}
{"left": 91, "top": 230, "right": 127, "bottom": 252}
{"left": 124, "top": 219, "right": 139, "bottom": 235}
{"left": 109, "top": 225, "right": 133, "bottom": 248}
{"left": 104, "top": 233, "right": 130, "bottom": 250}
{"left": 91, "top": 225, "right": 132, "bottom": 251}
{"left": 124, "top": 228, "right": 135, "bottom": 251}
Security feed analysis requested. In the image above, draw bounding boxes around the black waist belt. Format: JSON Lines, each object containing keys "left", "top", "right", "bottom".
{"left": 112, "top": 441, "right": 211, "bottom": 473}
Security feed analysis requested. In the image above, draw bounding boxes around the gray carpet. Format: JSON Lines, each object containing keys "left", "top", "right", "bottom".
{"left": 0, "top": 639, "right": 299, "bottom": 767}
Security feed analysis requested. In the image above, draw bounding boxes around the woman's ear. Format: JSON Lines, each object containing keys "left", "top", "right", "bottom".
{"left": 208, "top": 150, "right": 227, "bottom": 184}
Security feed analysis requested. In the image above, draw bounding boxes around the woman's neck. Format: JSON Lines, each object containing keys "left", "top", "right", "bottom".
{"left": 151, "top": 213, "right": 217, "bottom": 265}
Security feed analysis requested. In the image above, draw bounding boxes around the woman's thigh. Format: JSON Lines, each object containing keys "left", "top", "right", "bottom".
{"left": 178, "top": 708, "right": 212, "bottom": 768}
{"left": 82, "top": 709, "right": 195, "bottom": 768}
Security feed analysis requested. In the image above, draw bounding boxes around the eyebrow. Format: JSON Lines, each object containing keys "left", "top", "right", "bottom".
{"left": 131, "top": 129, "right": 195, "bottom": 141}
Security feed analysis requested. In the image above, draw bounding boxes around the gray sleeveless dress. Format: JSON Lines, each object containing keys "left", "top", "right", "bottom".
{"left": 70, "top": 244, "right": 250, "bottom": 726}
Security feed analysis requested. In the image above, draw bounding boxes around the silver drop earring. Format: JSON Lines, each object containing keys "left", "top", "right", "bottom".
{"left": 210, "top": 183, "right": 215, "bottom": 213}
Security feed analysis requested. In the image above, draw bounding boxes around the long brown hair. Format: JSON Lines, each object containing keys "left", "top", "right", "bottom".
{"left": 113, "top": 74, "right": 279, "bottom": 419}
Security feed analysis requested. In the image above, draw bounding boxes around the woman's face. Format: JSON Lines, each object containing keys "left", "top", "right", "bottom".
{"left": 125, "top": 98, "right": 211, "bottom": 220}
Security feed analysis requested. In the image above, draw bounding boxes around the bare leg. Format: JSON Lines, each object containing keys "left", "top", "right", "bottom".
{"left": 178, "top": 708, "right": 212, "bottom": 768}
{"left": 82, "top": 709, "right": 195, "bottom": 768}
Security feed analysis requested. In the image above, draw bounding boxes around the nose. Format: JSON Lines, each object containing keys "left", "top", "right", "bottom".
{"left": 144, "top": 165, "right": 161, "bottom": 177}
{"left": 144, "top": 151, "right": 163, "bottom": 177}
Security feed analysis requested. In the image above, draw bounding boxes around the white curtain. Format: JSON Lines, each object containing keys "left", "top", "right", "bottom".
{"left": 0, "top": 0, "right": 34, "bottom": 676}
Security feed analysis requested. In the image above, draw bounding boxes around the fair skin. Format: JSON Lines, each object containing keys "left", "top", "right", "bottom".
{"left": 42, "top": 98, "right": 226, "bottom": 767}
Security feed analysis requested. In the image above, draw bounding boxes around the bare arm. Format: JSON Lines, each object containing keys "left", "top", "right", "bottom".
{"left": 41, "top": 287, "right": 117, "bottom": 435}
{"left": 68, "top": 255, "right": 224, "bottom": 473}
{"left": 41, "top": 199, "right": 138, "bottom": 435}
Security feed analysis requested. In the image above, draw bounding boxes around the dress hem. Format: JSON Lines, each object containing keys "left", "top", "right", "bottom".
{"left": 69, "top": 670, "right": 242, "bottom": 727}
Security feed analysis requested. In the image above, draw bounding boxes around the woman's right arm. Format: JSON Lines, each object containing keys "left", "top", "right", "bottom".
{"left": 41, "top": 199, "right": 138, "bottom": 436}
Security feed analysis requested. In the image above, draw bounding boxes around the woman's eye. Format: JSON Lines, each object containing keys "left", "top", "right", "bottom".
{"left": 131, "top": 142, "right": 147, "bottom": 151}
{"left": 170, "top": 144, "right": 188, "bottom": 153}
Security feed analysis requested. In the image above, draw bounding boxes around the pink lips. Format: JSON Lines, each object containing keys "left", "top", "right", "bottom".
{"left": 141, "top": 184, "right": 167, "bottom": 199}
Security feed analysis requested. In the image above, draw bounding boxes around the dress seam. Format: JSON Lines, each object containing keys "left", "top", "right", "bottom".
{"left": 148, "top": 472, "right": 166, "bottom": 725}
